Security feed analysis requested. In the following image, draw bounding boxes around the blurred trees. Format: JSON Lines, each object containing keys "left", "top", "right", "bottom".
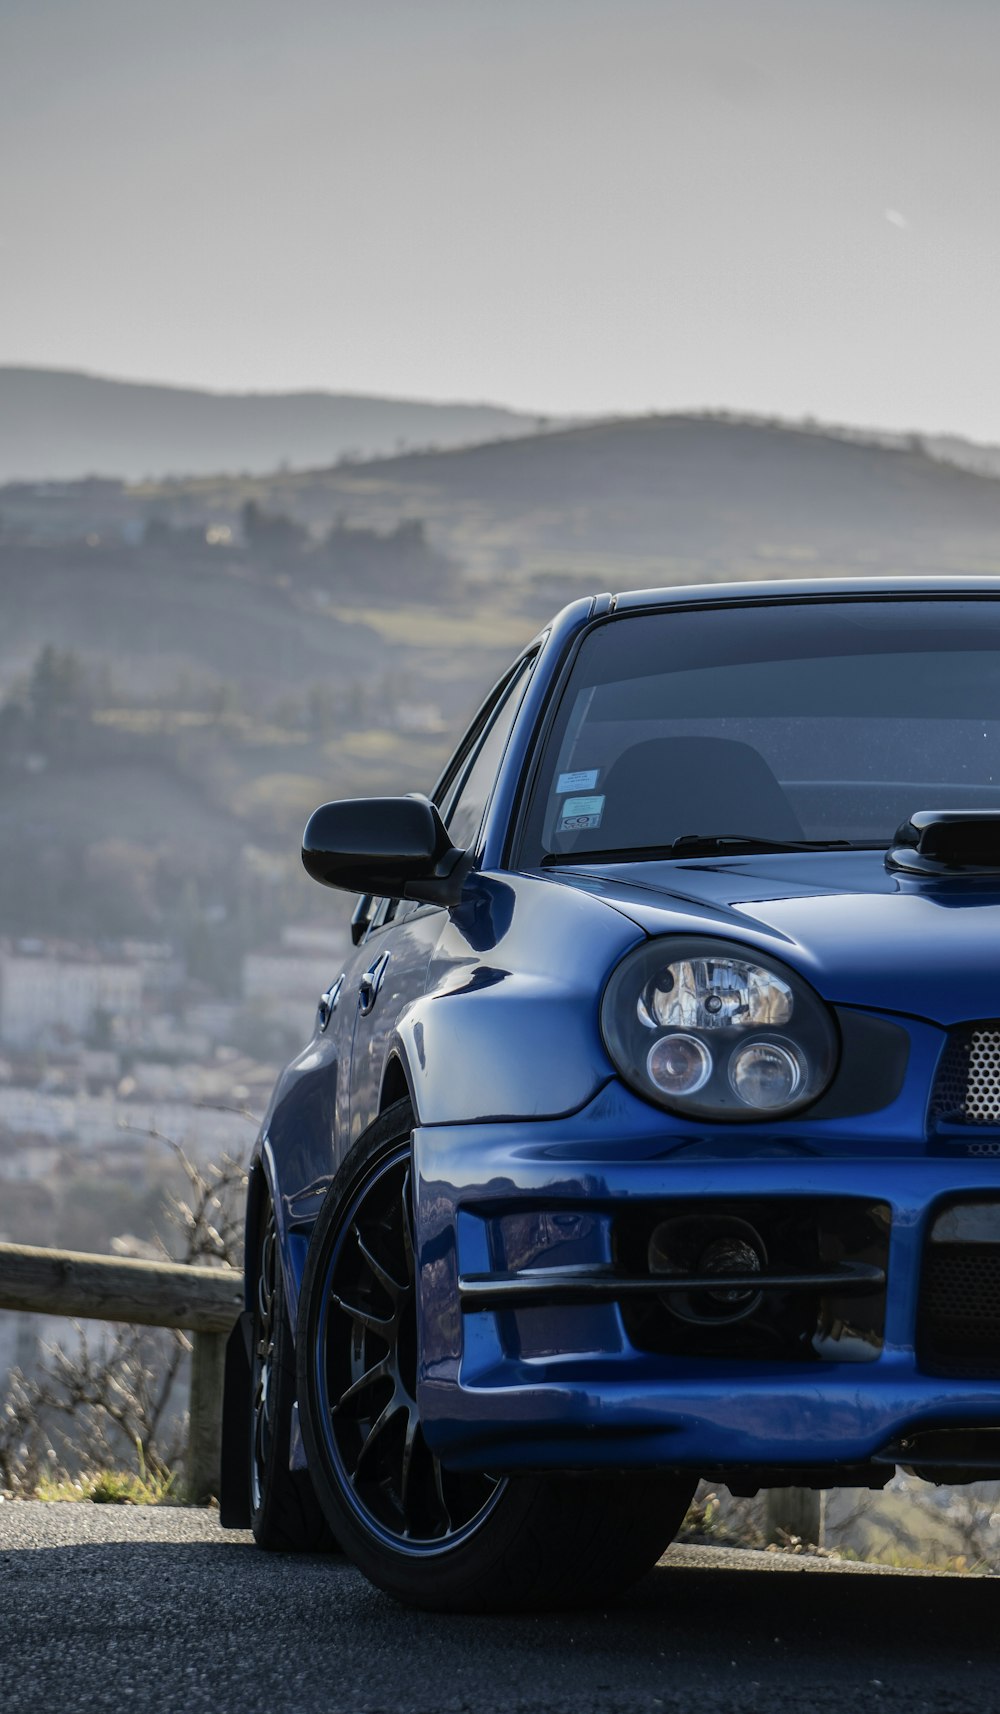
{"left": 241, "top": 500, "right": 306, "bottom": 557}
{"left": 238, "top": 498, "right": 457, "bottom": 596}
{"left": 0, "top": 644, "right": 96, "bottom": 764}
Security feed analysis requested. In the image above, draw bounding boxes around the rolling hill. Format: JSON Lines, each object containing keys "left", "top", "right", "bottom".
{"left": 0, "top": 367, "right": 552, "bottom": 483}
{"left": 137, "top": 413, "right": 1000, "bottom": 593}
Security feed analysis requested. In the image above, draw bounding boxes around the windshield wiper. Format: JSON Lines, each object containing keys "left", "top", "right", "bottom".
{"left": 540, "top": 834, "right": 861, "bottom": 867}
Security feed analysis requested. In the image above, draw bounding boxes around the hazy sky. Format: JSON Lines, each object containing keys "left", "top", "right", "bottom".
{"left": 3, "top": 0, "right": 999, "bottom": 438}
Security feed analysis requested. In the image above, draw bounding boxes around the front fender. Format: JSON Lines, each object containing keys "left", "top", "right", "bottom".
{"left": 394, "top": 872, "right": 644, "bottom": 1124}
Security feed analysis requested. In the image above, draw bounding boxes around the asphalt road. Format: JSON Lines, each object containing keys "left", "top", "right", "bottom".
{"left": 1, "top": 1502, "right": 997, "bottom": 1714}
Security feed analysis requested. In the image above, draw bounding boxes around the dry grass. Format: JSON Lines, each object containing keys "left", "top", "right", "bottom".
{"left": 35, "top": 1465, "right": 177, "bottom": 1506}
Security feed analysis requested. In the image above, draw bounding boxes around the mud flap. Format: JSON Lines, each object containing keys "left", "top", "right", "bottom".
{"left": 219, "top": 1310, "right": 253, "bottom": 1528}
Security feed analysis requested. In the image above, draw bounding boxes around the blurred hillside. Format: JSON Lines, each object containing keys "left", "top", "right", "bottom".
{"left": 128, "top": 412, "right": 1000, "bottom": 593}
{"left": 0, "top": 367, "right": 554, "bottom": 483}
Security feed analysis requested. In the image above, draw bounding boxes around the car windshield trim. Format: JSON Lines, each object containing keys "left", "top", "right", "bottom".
{"left": 539, "top": 835, "right": 873, "bottom": 867}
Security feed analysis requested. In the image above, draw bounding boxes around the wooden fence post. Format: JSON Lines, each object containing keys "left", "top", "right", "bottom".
{"left": 765, "top": 1487, "right": 825, "bottom": 1546}
{"left": 187, "top": 1329, "right": 229, "bottom": 1505}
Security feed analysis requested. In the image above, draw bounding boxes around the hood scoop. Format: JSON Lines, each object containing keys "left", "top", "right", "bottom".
{"left": 887, "top": 810, "right": 1000, "bottom": 876}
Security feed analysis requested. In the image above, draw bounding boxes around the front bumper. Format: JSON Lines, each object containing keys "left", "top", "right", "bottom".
{"left": 412, "top": 1098, "right": 1000, "bottom": 1478}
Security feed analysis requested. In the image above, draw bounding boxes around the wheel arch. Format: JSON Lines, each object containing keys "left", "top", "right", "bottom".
{"left": 243, "top": 1156, "right": 270, "bottom": 1311}
{"left": 379, "top": 1050, "right": 417, "bottom": 1122}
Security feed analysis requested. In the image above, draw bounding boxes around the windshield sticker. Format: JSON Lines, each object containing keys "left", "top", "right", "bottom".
{"left": 556, "top": 768, "right": 600, "bottom": 794}
{"left": 558, "top": 794, "right": 605, "bottom": 832}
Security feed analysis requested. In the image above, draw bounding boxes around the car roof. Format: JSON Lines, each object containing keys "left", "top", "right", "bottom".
{"left": 609, "top": 575, "right": 1000, "bottom": 612}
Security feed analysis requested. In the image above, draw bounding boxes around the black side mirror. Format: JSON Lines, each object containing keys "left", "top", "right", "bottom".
{"left": 302, "top": 795, "right": 470, "bottom": 905}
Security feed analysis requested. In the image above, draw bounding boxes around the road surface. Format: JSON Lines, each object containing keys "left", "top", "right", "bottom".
{"left": 1, "top": 1502, "right": 995, "bottom": 1713}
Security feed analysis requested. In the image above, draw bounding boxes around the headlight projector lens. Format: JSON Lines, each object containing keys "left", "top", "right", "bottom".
{"left": 646, "top": 1033, "right": 712, "bottom": 1096}
{"left": 729, "top": 1040, "right": 802, "bottom": 1109}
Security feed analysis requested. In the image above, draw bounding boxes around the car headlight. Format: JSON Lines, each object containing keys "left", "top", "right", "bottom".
{"left": 601, "top": 937, "right": 837, "bottom": 1120}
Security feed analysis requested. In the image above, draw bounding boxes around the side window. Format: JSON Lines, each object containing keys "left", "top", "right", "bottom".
{"left": 367, "top": 895, "right": 398, "bottom": 934}
{"left": 444, "top": 659, "right": 533, "bottom": 852}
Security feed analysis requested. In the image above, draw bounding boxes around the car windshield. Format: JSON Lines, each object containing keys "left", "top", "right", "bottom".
{"left": 522, "top": 596, "right": 1000, "bottom": 864}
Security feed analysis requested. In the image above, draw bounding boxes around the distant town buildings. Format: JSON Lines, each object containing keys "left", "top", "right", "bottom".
{"left": 0, "top": 932, "right": 347, "bottom": 1172}
{"left": 0, "top": 923, "right": 348, "bottom": 1392}
{"left": 0, "top": 944, "right": 142, "bottom": 1048}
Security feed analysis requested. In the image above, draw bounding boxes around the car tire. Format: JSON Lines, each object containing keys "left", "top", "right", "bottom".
{"left": 296, "top": 1100, "right": 695, "bottom": 1610}
{"left": 249, "top": 1189, "right": 337, "bottom": 1552}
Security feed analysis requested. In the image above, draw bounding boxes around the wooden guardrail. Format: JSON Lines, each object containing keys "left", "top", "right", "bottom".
{"left": 765, "top": 1486, "right": 824, "bottom": 1548}
{"left": 0, "top": 1242, "right": 243, "bottom": 1504}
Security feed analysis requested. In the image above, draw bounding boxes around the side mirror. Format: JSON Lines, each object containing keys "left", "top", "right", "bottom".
{"left": 302, "top": 795, "right": 470, "bottom": 904}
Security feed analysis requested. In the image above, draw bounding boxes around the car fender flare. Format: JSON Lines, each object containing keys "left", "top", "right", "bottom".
{"left": 388, "top": 977, "right": 618, "bottom": 1127}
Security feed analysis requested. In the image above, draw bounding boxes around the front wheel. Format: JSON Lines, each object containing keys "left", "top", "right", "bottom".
{"left": 296, "top": 1102, "right": 694, "bottom": 1611}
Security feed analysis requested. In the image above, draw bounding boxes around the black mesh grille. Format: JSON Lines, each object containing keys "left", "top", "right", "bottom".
{"left": 931, "top": 1033, "right": 974, "bottom": 1120}
{"left": 917, "top": 1246, "right": 1000, "bottom": 1378}
{"left": 931, "top": 1024, "right": 1000, "bottom": 1143}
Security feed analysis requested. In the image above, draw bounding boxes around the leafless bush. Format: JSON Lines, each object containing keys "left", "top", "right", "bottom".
{"left": 0, "top": 1364, "right": 51, "bottom": 1495}
{"left": 828, "top": 1478, "right": 1000, "bottom": 1571}
{"left": 680, "top": 1481, "right": 767, "bottom": 1549}
{"left": 23, "top": 1325, "right": 186, "bottom": 1481}
{"left": 154, "top": 1141, "right": 247, "bottom": 1271}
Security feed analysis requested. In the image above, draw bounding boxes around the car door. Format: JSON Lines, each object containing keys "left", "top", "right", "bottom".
{"left": 345, "top": 652, "right": 536, "bottom": 1146}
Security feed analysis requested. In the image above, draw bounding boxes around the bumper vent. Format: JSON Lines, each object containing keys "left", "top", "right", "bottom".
{"left": 931, "top": 1024, "right": 1000, "bottom": 1146}
{"left": 613, "top": 1197, "right": 889, "bottom": 1365}
{"left": 918, "top": 1201, "right": 1000, "bottom": 1379}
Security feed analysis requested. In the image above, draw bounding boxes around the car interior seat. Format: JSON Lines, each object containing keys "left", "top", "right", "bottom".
{"left": 592, "top": 735, "right": 804, "bottom": 850}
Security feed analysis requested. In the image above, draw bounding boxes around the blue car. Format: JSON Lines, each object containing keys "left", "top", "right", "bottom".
{"left": 221, "top": 576, "right": 1000, "bottom": 1608}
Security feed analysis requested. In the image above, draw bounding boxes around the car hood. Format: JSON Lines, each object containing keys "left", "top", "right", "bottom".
{"left": 547, "top": 850, "right": 1000, "bottom": 1026}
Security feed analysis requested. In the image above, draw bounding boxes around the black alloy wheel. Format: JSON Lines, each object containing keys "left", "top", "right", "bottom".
{"left": 305, "top": 1136, "right": 501, "bottom": 1547}
{"left": 297, "top": 1101, "right": 696, "bottom": 1610}
{"left": 248, "top": 1191, "right": 336, "bottom": 1552}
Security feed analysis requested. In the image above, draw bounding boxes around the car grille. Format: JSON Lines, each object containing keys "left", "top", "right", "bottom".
{"left": 930, "top": 1024, "right": 1000, "bottom": 1149}
{"left": 917, "top": 1202, "right": 1000, "bottom": 1379}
